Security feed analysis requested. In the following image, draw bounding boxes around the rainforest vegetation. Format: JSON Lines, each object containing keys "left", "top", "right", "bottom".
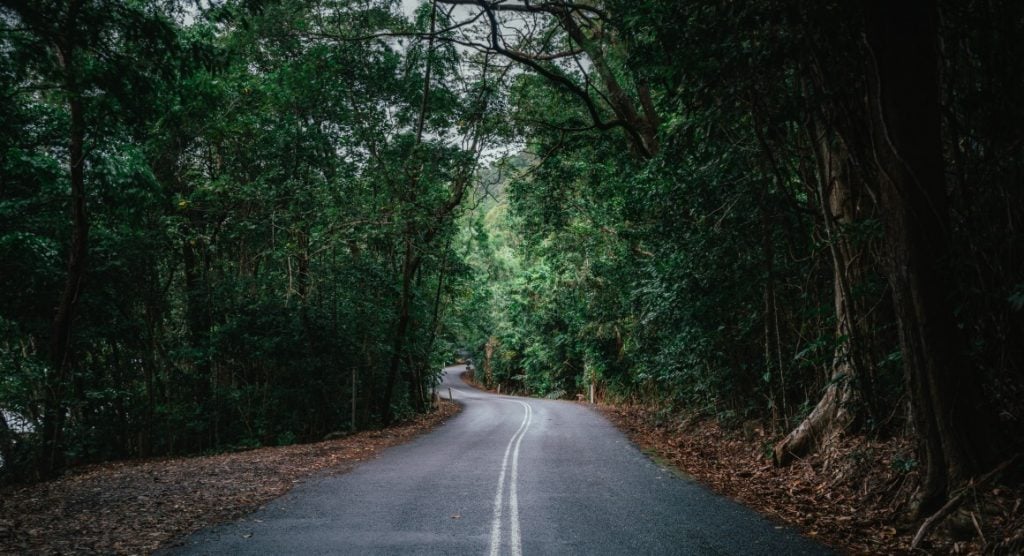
{"left": 1, "top": 0, "right": 1021, "bottom": 525}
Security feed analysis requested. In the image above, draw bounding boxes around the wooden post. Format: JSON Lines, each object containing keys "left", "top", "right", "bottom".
{"left": 448, "top": 387, "right": 453, "bottom": 402}
{"left": 590, "top": 382, "right": 595, "bottom": 404}
{"left": 351, "top": 368, "right": 357, "bottom": 430}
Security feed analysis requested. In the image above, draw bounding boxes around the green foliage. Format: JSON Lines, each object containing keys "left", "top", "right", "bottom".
{"left": 449, "top": 0, "right": 1023, "bottom": 453}
{"left": 0, "top": 0, "right": 505, "bottom": 480}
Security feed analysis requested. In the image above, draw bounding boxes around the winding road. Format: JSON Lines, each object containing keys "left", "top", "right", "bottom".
{"left": 167, "top": 365, "right": 830, "bottom": 555}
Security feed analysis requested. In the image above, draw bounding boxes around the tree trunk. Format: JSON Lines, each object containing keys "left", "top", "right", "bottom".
{"left": 40, "top": 38, "right": 88, "bottom": 477}
{"left": 382, "top": 2, "right": 437, "bottom": 425}
{"left": 864, "top": 0, "right": 995, "bottom": 516}
{"left": 182, "top": 233, "right": 207, "bottom": 347}
{"left": 484, "top": 337, "right": 496, "bottom": 385}
{"left": 382, "top": 236, "right": 418, "bottom": 425}
{"left": 774, "top": 117, "right": 876, "bottom": 465}
{"left": 424, "top": 237, "right": 452, "bottom": 361}
{"left": 406, "top": 354, "right": 425, "bottom": 414}
{"left": 296, "top": 229, "right": 314, "bottom": 351}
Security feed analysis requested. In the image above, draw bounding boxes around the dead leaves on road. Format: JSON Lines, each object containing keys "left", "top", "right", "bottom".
{"left": 0, "top": 401, "right": 459, "bottom": 555}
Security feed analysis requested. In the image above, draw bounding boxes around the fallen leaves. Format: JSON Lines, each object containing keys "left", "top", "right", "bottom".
{"left": 0, "top": 401, "right": 459, "bottom": 555}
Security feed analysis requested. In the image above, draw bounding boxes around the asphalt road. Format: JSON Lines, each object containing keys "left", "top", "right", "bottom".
{"left": 165, "top": 365, "right": 831, "bottom": 555}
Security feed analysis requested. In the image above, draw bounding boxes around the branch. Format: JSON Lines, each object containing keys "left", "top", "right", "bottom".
{"left": 434, "top": 0, "right": 658, "bottom": 158}
{"left": 506, "top": 47, "right": 583, "bottom": 61}
{"left": 463, "top": 0, "right": 629, "bottom": 135}
{"left": 301, "top": 29, "right": 493, "bottom": 55}
{"left": 438, "top": 0, "right": 609, "bottom": 21}
{"left": 911, "top": 456, "right": 1019, "bottom": 551}
{"left": 415, "top": 0, "right": 438, "bottom": 143}
{"left": 554, "top": 7, "right": 657, "bottom": 156}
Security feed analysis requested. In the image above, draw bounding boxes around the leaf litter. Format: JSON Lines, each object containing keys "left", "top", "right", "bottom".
{"left": 0, "top": 401, "right": 459, "bottom": 555}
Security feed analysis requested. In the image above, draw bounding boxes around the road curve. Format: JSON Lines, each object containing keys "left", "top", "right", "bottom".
{"left": 165, "top": 365, "right": 830, "bottom": 555}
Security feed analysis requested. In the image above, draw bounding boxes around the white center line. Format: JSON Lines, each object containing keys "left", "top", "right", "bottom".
{"left": 488, "top": 400, "right": 532, "bottom": 556}
{"left": 509, "top": 402, "right": 531, "bottom": 556}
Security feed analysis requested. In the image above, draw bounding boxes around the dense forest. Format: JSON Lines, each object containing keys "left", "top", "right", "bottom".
{"left": 1, "top": 0, "right": 1021, "bottom": 529}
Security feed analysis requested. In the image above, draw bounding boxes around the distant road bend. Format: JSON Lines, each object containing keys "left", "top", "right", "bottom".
{"left": 167, "top": 365, "right": 830, "bottom": 555}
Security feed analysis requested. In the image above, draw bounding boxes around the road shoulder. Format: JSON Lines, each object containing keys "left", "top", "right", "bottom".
{"left": 0, "top": 401, "right": 459, "bottom": 555}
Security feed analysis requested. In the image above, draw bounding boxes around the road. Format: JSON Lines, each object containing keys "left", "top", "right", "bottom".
{"left": 166, "top": 365, "right": 830, "bottom": 555}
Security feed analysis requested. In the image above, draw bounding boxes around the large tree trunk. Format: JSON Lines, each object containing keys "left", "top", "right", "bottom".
{"left": 40, "top": 37, "right": 88, "bottom": 477}
{"left": 864, "top": 0, "right": 996, "bottom": 516}
{"left": 774, "top": 123, "right": 875, "bottom": 465}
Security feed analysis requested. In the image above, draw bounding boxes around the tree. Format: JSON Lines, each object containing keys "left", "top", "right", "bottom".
{"left": 1, "top": 0, "right": 177, "bottom": 476}
{"left": 861, "top": 0, "right": 996, "bottom": 515}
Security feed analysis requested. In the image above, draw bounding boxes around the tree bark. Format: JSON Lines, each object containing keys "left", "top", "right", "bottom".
{"left": 774, "top": 115, "right": 878, "bottom": 465}
{"left": 484, "top": 336, "right": 496, "bottom": 385}
{"left": 863, "top": 0, "right": 996, "bottom": 516}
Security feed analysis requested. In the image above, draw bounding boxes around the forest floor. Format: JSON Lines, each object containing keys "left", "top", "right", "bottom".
{"left": 600, "top": 403, "right": 1024, "bottom": 555}
{"left": 0, "top": 400, "right": 459, "bottom": 555}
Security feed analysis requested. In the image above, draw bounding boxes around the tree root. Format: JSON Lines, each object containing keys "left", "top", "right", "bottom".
{"left": 910, "top": 456, "right": 1018, "bottom": 550}
{"left": 773, "top": 376, "right": 853, "bottom": 466}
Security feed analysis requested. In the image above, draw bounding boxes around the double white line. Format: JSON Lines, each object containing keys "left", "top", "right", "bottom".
{"left": 488, "top": 400, "right": 532, "bottom": 556}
